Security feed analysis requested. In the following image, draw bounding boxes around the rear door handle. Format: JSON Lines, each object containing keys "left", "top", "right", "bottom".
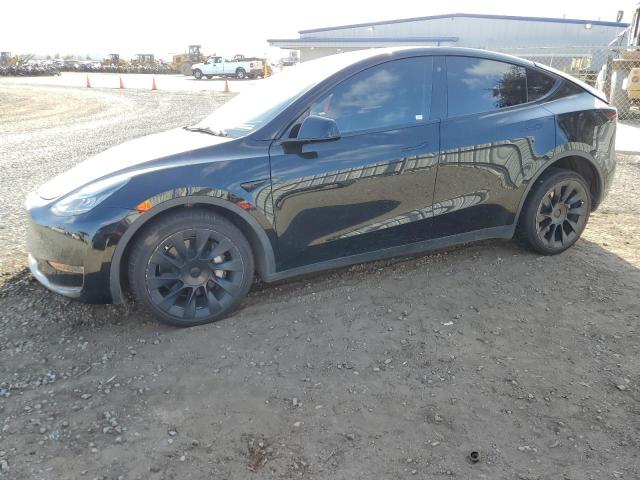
{"left": 521, "top": 122, "right": 543, "bottom": 132}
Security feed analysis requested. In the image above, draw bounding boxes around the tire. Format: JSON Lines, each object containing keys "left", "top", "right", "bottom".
{"left": 235, "top": 68, "right": 246, "bottom": 80}
{"left": 205, "top": 75, "right": 213, "bottom": 79}
{"left": 180, "top": 62, "right": 192, "bottom": 76}
{"left": 193, "top": 69, "right": 203, "bottom": 80}
{"left": 517, "top": 168, "right": 591, "bottom": 255}
{"left": 127, "top": 209, "right": 254, "bottom": 327}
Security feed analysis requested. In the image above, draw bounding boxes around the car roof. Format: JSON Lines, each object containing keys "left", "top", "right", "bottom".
{"left": 322, "top": 46, "right": 537, "bottom": 69}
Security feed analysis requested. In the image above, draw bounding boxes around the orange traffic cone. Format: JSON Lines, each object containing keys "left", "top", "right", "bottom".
{"left": 224, "top": 79, "right": 230, "bottom": 93}
{"left": 86, "top": 76, "right": 91, "bottom": 88}
{"left": 151, "top": 77, "right": 157, "bottom": 91}
{"left": 119, "top": 76, "right": 124, "bottom": 89}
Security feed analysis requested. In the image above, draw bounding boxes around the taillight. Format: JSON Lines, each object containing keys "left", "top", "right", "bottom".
{"left": 250, "top": 62, "right": 254, "bottom": 68}
{"left": 604, "top": 110, "right": 617, "bottom": 121}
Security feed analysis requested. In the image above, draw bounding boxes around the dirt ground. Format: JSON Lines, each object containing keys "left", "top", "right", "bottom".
{"left": 0, "top": 83, "right": 638, "bottom": 480}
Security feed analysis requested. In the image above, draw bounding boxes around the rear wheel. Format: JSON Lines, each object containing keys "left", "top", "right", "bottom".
{"left": 518, "top": 168, "right": 591, "bottom": 255}
{"left": 235, "top": 68, "right": 246, "bottom": 79}
{"left": 205, "top": 75, "right": 213, "bottom": 79}
{"left": 128, "top": 210, "right": 254, "bottom": 327}
{"left": 193, "top": 69, "right": 203, "bottom": 80}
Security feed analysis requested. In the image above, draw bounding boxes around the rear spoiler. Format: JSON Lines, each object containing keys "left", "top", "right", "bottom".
{"left": 534, "top": 62, "right": 609, "bottom": 104}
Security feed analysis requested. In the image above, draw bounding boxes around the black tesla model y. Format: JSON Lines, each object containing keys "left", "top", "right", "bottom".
{"left": 26, "top": 47, "right": 617, "bottom": 326}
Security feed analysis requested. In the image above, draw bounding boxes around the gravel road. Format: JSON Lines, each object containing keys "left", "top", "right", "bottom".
{"left": 0, "top": 83, "right": 639, "bottom": 480}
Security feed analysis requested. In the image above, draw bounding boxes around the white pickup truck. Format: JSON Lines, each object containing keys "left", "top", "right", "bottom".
{"left": 191, "top": 56, "right": 263, "bottom": 80}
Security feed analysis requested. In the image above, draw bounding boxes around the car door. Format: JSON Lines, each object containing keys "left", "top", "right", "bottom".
{"left": 434, "top": 56, "right": 557, "bottom": 237}
{"left": 208, "top": 57, "right": 222, "bottom": 75}
{"left": 220, "top": 59, "right": 232, "bottom": 75}
{"left": 268, "top": 56, "right": 441, "bottom": 270}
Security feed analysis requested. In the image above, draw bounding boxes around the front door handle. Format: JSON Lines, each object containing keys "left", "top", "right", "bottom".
{"left": 240, "top": 179, "right": 269, "bottom": 192}
{"left": 402, "top": 141, "right": 430, "bottom": 152}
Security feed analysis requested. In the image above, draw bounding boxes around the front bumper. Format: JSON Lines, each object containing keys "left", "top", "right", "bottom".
{"left": 28, "top": 254, "right": 83, "bottom": 298}
{"left": 25, "top": 193, "right": 135, "bottom": 304}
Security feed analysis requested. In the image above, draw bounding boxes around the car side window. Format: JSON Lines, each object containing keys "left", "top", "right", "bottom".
{"left": 446, "top": 57, "right": 527, "bottom": 117}
{"left": 526, "top": 68, "right": 556, "bottom": 101}
{"left": 309, "top": 57, "right": 433, "bottom": 134}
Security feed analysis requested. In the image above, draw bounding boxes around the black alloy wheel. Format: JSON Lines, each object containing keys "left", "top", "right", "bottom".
{"left": 128, "top": 210, "right": 254, "bottom": 327}
{"left": 519, "top": 168, "right": 592, "bottom": 255}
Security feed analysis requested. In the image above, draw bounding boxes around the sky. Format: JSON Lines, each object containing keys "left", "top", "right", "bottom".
{"left": 1, "top": 0, "right": 637, "bottom": 61}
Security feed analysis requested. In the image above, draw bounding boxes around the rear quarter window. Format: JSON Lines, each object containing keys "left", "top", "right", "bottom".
{"left": 526, "top": 68, "right": 556, "bottom": 101}
{"left": 549, "top": 81, "right": 585, "bottom": 100}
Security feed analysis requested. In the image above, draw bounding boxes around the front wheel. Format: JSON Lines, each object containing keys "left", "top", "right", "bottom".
{"left": 193, "top": 69, "right": 203, "bottom": 80}
{"left": 517, "top": 168, "right": 591, "bottom": 255}
{"left": 128, "top": 210, "right": 254, "bottom": 327}
{"left": 180, "top": 63, "right": 192, "bottom": 76}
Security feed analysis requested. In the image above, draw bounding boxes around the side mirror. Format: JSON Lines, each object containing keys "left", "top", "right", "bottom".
{"left": 296, "top": 115, "right": 340, "bottom": 143}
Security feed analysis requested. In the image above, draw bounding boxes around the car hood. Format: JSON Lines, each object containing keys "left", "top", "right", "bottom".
{"left": 37, "top": 128, "right": 232, "bottom": 200}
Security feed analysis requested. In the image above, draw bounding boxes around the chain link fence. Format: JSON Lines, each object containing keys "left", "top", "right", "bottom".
{"left": 495, "top": 46, "right": 640, "bottom": 121}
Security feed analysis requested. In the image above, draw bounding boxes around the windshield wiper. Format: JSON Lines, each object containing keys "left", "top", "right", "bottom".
{"left": 183, "top": 126, "right": 228, "bottom": 137}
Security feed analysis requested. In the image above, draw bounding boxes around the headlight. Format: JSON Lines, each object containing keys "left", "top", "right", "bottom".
{"left": 51, "top": 176, "right": 129, "bottom": 216}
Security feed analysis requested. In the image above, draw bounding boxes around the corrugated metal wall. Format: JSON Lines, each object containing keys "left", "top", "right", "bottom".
{"left": 300, "top": 47, "right": 362, "bottom": 61}
{"left": 300, "top": 17, "right": 625, "bottom": 48}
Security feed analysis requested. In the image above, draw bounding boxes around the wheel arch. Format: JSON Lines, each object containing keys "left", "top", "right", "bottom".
{"left": 515, "top": 151, "right": 604, "bottom": 222}
{"left": 109, "top": 195, "right": 277, "bottom": 304}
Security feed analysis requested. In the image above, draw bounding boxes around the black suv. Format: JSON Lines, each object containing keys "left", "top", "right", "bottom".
{"left": 26, "top": 47, "right": 617, "bottom": 326}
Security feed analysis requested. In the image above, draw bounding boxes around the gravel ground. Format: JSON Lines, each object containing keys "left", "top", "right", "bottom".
{"left": 0, "top": 84, "right": 639, "bottom": 480}
{"left": 0, "top": 83, "right": 229, "bottom": 273}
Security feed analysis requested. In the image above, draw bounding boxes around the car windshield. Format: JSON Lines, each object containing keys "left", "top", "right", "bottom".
{"left": 191, "top": 49, "right": 389, "bottom": 138}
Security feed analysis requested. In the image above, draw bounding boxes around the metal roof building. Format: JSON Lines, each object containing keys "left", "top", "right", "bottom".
{"left": 268, "top": 13, "right": 629, "bottom": 62}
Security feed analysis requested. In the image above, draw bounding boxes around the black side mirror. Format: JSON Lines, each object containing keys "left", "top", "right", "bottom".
{"left": 296, "top": 115, "right": 341, "bottom": 143}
